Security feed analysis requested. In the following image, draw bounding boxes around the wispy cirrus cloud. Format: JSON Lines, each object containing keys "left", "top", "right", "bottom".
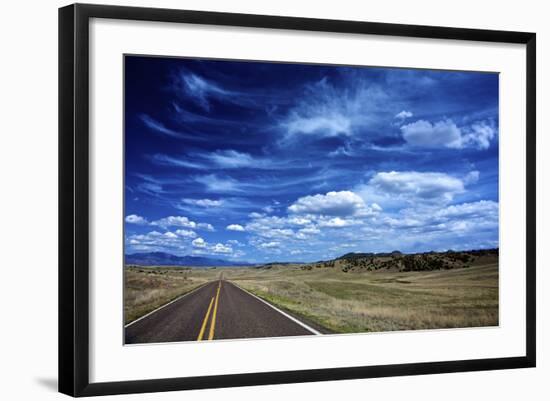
{"left": 139, "top": 114, "right": 198, "bottom": 140}
{"left": 194, "top": 174, "right": 243, "bottom": 193}
{"left": 151, "top": 149, "right": 297, "bottom": 171}
{"left": 176, "top": 72, "right": 232, "bottom": 111}
{"left": 181, "top": 198, "right": 223, "bottom": 207}
{"left": 278, "top": 76, "right": 390, "bottom": 143}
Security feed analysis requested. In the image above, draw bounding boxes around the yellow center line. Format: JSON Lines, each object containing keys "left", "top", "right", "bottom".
{"left": 197, "top": 296, "right": 215, "bottom": 341}
{"left": 208, "top": 281, "right": 222, "bottom": 340}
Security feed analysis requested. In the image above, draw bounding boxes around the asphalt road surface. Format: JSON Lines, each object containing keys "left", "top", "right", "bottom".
{"left": 125, "top": 278, "right": 318, "bottom": 344}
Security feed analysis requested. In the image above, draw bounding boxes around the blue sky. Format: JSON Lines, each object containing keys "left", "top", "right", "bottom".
{"left": 124, "top": 55, "right": 499, "bottom": 263}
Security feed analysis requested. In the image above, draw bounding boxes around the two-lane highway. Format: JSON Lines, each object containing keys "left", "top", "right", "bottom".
{"left": 125, "top": 278, "right": 318, "bottom": 344}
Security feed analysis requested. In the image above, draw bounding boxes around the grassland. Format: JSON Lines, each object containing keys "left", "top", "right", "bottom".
{"left": 125, "top": 252, "right": 498, "bottom": 333}
{"left": 124, "top": 266, "right": 221, "bottom": 324}
{"left": 221, "top": 256, "right": 499, "bottom": 333}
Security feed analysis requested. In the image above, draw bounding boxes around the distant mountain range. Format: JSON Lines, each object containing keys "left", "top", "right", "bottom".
{"left": 125, "top": 252, "right": 253, "bottom": 267}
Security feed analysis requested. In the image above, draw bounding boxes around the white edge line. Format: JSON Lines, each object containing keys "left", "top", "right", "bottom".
{"left": 228, "top": 281, "right": 322, "bottom": 335}
{"left": 124, "top": 282, "right": 209, "bottom": 328}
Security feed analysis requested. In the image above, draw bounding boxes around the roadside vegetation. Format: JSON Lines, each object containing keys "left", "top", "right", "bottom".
{"left": 124, "top": 266, "right": 220, "bottom": 324}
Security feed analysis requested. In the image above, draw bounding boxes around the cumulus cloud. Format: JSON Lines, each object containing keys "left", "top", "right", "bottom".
{"left": 400, "top": 118, "right": 497, "bottom": 150}
{"left": 211, "top": 243, "right": 233, "bottom": 254}
{"left": 288, "top": 190, "right": 369, "bottom": 216}
{"left": 125, "top": 214, "right": 148, "bottom": 225}
{"left": 299, "top": 226, "right": 321, "bottom": 235}
{"left": 192, "top": 237, "right": 207, "bottom": 248}
{"left": 175, "top": 229, "right": 197, "bottom": 238}
{"left": 126, "top": 230, "right": 191, "bottom": 253}
{"left": 226, "top": 224, "right": 245, "bottom": 232}
{"left": 151, "top": 216, "right": 196, "bottom": 229}
{"left": 435, "top": 200, "right": 498, "bottom": 220}
{"left": 401, "top": 119, "right": 463, "bottom": 149}
{"left": 395, "top": 110, "right": 413, "bottom": 120}
{"left": 318, "top": 217, "right": 360, "bottom": 228}
{"left": 376, "top": 200, "right": 500, "bottom": 249}
{"left": 461, "top": 121, "right": 497, "bottom": 150}
{"left": 287, "top": 217, "right": 312, "bottom": 226}
{"left": 368, "top": 171, "right": 465, "bottom": 203}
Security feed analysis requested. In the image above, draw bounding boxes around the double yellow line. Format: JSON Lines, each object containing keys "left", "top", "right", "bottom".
{"left": 197, "top": 281, "right": 222, "bottom": 341}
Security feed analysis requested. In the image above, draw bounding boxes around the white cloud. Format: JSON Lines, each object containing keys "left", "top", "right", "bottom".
{"left": 288, "top": 190, "right": 369, "bottom": 217}
{"left": 226, "top": 224, "right": 245, "bottom": 232}
{"left": 125, "top": 214, "right": 147, "bottom": 225}
{"left": 299, "top": 226, "right": 321, "bottom": 235}
{"left": 287, "top": 217, "right": 312, "bottom": 226}
{"left": 258, "top": 241, "right": 280, "bottom": 249}
{"left": 197, "top": 223, "right": 215, "bottom": 232}
{"left": 380, "top": 200, "right": 499, "bottom": 237}
{"left": 151, "top": 216, "right": 197, "bottom": 229}
{"left": 194, "top": 174, "right": 241, "bottom": 193}
{"left": 211, "top": 243, "right": 233, "bottom": 254}
{"left": 175, "top": 229, "right": 197, "bottom": 238}
{"left": 435, "top": 200, "right": 498, "bottom": 220}
{"left": 181, "top": 198, "right": 223, "bottom": 207}
{"left": 202, "top": 150, "right": 255, "bottom": 168}
{"left": 318, "top": 217, "right": 360, "bottom": 228}
{"left": 395, "top": 110, "right": 413, "bottom": 119}
{"left": 279, "top": 77, "right": 389, "bottom": 144}
{"left": 461, "top": 121, "right": 497, "bottom": 150}
{"left": 140, "top": 114, "right": 186, "bottom": 139}
{"left": 151, "top": 154, "right": 205, "bottom": 169}
{"left": 126, "top": 230, "right": 193, "bottom": 253}
{"left": 178, "top": 73, "right": 230, "bottom": 111}
{"left": 368, "top": 171, "right": 465, "bottom": 203}
{"left": 192, "top": 237, "right": 206, "bottom": 248}
{"left": 463, "top": 170, "right": 480, "bottom": 185}
{"left": 401, "top": 119, "right": 497, "bottom": 150}
{"left": 285, "top": 114, "right": 352, "bottom": 137}
{"left": 401, "top": 119, "right": 462, "bottom": 149}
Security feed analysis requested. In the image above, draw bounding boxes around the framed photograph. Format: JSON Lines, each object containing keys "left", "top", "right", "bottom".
{"left": 59, "top": 3, "right": 536, "bottom": 397}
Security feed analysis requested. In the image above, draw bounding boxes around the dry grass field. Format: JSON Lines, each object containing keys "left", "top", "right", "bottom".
{"left": 124, "top": 266, "right": 221, "bottom": 324}
{"left": 222, "top": 257, "right": 498, "bottom": 333}
{"left": 125, "top": 253, "right": 498, "bottom": 333}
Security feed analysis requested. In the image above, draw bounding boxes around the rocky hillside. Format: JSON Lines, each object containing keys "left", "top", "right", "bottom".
{"left": 301, "top": 248, "right": 498, "bottom": 273}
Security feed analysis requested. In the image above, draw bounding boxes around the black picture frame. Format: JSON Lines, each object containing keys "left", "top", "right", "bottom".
{"left": 59, "top": 3, "right": 536, "bottom": 397}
